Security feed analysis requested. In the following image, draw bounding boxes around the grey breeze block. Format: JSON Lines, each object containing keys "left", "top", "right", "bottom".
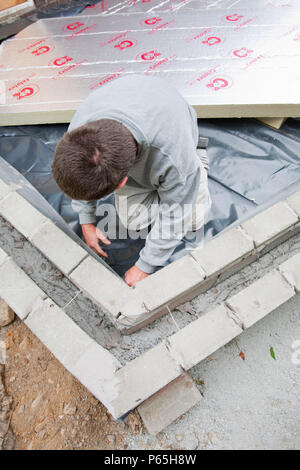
{"left": 240, "top": 201, "right": 298, "bottom": 247}
{"left": 0, "top": 191, "right": 47, "bottom": 238}
{"left": 167, "top": 304, "right": 242, "bottom": 371}
{"left": 1, "top": 181, "right": 300, "bottom": 330}
{"left": 30, "top": 220, "right": 88, "bottom": 275}
{"left": 191, "top": 226, "right": 254, "bottom": 277}
{"left": 0, "top": 192, "right": 87, "bottom": 275}
{"left": 0, "top": 255, "right": 45, "bottom": 319}
{"left": 138, "top": 372, "right": 202, "bottom": 435}
{"left": 226, "top": 269, "right": 295, "bottom": 329}
{"left": 279, "top": 252, "right": 300, "bottom": 293}
{"left": 1, "top": 179, "right": 300, "bottom": 426}
{"left": 286, "top": 191, "right": 300, "bottom": 218}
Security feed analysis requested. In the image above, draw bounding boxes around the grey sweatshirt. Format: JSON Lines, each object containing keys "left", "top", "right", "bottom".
{"left": 69, "top": 74, "right": 201, "bottom": 274}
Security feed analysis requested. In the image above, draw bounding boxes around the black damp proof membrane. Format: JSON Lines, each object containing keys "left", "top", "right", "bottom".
{"left": 0, "top": 117, "right": 300, "bottom": 277}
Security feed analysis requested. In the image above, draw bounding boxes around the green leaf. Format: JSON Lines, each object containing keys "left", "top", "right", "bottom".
{"left": 195, "top": 379, "right": 205, "bottom": 386}
{"left": 270, "top": 347, "right": 276, "bottom": 360}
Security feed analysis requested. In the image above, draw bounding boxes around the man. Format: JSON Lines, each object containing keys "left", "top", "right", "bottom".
{"left": 52, "top": 74, "right": 211, "bottom": 286}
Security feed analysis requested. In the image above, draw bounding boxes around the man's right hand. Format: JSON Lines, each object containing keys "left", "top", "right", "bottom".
{"left": 81, "top": 224, "right": 111, "bottom": 258}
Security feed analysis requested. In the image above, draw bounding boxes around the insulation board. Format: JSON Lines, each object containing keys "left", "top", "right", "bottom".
{"left": 257, "top": 116, "right": 287, "bottom": 129}
{"left": 0, "top": 0, "right": 300, "bottom": 125}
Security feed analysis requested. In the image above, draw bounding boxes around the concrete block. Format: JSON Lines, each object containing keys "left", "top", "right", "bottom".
{"left": 168, "top": 304, "right": 242, "bottom": 371}
{"left": 0, "top": 258, "right": 45, "bottom": 319}
{"left": 0, "top": 299, "right": 15, "bottom": 327}
{"left": 191, "top": 227, "right": 254, "bottom": 277}
{"left": 110, "top": 342, "right": 182, "bottom": 419}
{"left": 31, "top": 221, "right": 87, "bottom": 275}
{"left": 135, "top": 255, "right": 205, "bottom": 311}
{"left": 71, "top": 342, "right": 121, "bottom": 416}
{"left": 0, "top": 247, "right": 8, "bottom": 266}
{"left": 0, "top": 191, "right": 47, "bottom": 238}
{"left": 70, "top": 256, "right": 132, "bottom": 318}
{"left": 286, "top": 191, "right": 300, "bottom": 218}
{"left": 241, "top": 201, "right": 298, "bottom": 247}
{"left": 226, "top": 270, "right": 295, "bottom": 329}
{"left": 138, "top": 372, "right": 202, "bottom": 435}
{"left": 257, "top": 222, "right": 300, "bottom": 257}
{"left": 0, "top": 180, "right": 11, "bottom": 200}
{"left": 279, "top": 252, "right": 300, "bottom": 292}
{"left": 118, "top": 274, "right": 220, "bottom": 333}
{"left": 25, "top": 298, "right": 96, "bottom": 370}
{"left": 26, "top": 299, "right": 121, "bottom": 415}
{"left": 217, "top": 251, "right": 259, "bottom": 283}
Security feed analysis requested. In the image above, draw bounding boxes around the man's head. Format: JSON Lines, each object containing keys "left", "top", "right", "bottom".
{"left": 52, "top": 119, "right": 137, "bottom": 200}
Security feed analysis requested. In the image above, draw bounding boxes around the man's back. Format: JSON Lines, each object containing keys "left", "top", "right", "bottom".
{"left": 69, "top": 74, "right": 199, "bottom": 178}
{"left": 65, "top": 74, "right": 210, "bottom": 278}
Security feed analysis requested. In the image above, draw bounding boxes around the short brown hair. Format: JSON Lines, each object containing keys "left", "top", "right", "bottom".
{"left": 52, "top": 119, "right": 137, "bottom": 200}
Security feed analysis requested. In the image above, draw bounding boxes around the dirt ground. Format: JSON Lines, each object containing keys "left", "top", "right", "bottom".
{"left": 0, "top": 318, "right": 143, "bottom": 450}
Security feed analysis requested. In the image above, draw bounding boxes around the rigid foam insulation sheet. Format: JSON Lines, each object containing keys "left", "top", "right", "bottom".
{"left": 257, "top": 117, "right": 287, "bottom": 129}
{"left": 0, "top": 0, "right": 300, "bottom": 125}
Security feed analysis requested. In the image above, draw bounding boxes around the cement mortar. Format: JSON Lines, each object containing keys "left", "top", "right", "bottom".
{"left": 1, "top": 214, "right": 300, "bottom": 366}
{"left": 109, "top": 230, "right": 300, "bottom": 363}
{"left": 126, "top": 294, "right": 300, "bottom": 450}
{"left": 0, "top": 216, "right": 114, "bottom": 347}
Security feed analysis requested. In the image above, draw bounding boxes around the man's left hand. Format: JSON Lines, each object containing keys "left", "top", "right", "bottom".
{"left": 125, "top": 265, "right": 149, "bottom": 286}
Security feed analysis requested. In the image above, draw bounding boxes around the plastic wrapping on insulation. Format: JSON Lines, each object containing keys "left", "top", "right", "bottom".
{"left": 1, "top": 0, "right": 300, "bottom": 277}
{"left": 1, "top": 0, "right": 300, "bottom": 124}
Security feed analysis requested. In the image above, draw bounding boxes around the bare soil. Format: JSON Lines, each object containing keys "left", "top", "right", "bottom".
{"left": 1, "top": 318, "right": 144, "bottom": 450}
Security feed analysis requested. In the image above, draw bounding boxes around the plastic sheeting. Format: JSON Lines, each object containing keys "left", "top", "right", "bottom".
{"left": 79, "top": 0, "right": 298, "bottom": 17}
{"left": 1, "top": 117, "right": 300, "bottom": 276}
{"left": 0, "top": 1, "right": 98, "bottom": 42}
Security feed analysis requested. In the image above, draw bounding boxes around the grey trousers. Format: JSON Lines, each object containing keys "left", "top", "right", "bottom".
{"left": 114, "top": 160, "right": 211, "bottom": 268}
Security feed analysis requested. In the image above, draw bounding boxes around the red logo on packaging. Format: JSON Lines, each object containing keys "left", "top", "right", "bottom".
{"left": 185, "top": 29, "right": 224, "bottom": 46}
{"left": 225, "top": 14, "right": 244, "bottom": 22}
{"left": 12, "top": 84, "right": 40, "bottom": 100}
{"left": 99, "top": 31, "right": 130, "bottom": 48}
{"left": 206, "top": 76, "right": 233, "bottom": 91}
{"left": 114, "top": 39, "right": 137, "bottom": 50}
{"left": 202, "top": 36, "right": 222, "bottom": 46}
{"left": 8, "top": 74, "right": 36, "bottom": 92}
{"left": 144, "top": 54, "right": 176, "bottom": 74}
{"left": 137, "top": 50, "right": 161, "bottom": 61}
{"left": 188, "top": 66, "right": 220, "bottom": 86}
{"left": 223, "top": 13, "right": 256, "bottom": 30}
{"left": 18, "top": 38, "right": 50, "bottom": 54}
{"left": 141, "top": 16, "right": 175, "bottom": 34}
{"left": 89, "top": 68, "right": 125, "bottom": 90}
{"left": 63, "top": 22, "right": 85, "bottom": 32}
{"left": 49, "top": 56, "right": 73, "bottom": 67}
{"left": 143, "top": 17, "right": 162, "bottom": 26}
{"left": 31, "top": 43, "right": 55, "bottom": 56}
{"left": 232, "top": 47, "right": 254, "bottom": 58}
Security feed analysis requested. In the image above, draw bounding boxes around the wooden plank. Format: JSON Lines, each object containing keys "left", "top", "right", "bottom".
{"left": 0, "top": 0, "right": 26, "bottom": 12}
